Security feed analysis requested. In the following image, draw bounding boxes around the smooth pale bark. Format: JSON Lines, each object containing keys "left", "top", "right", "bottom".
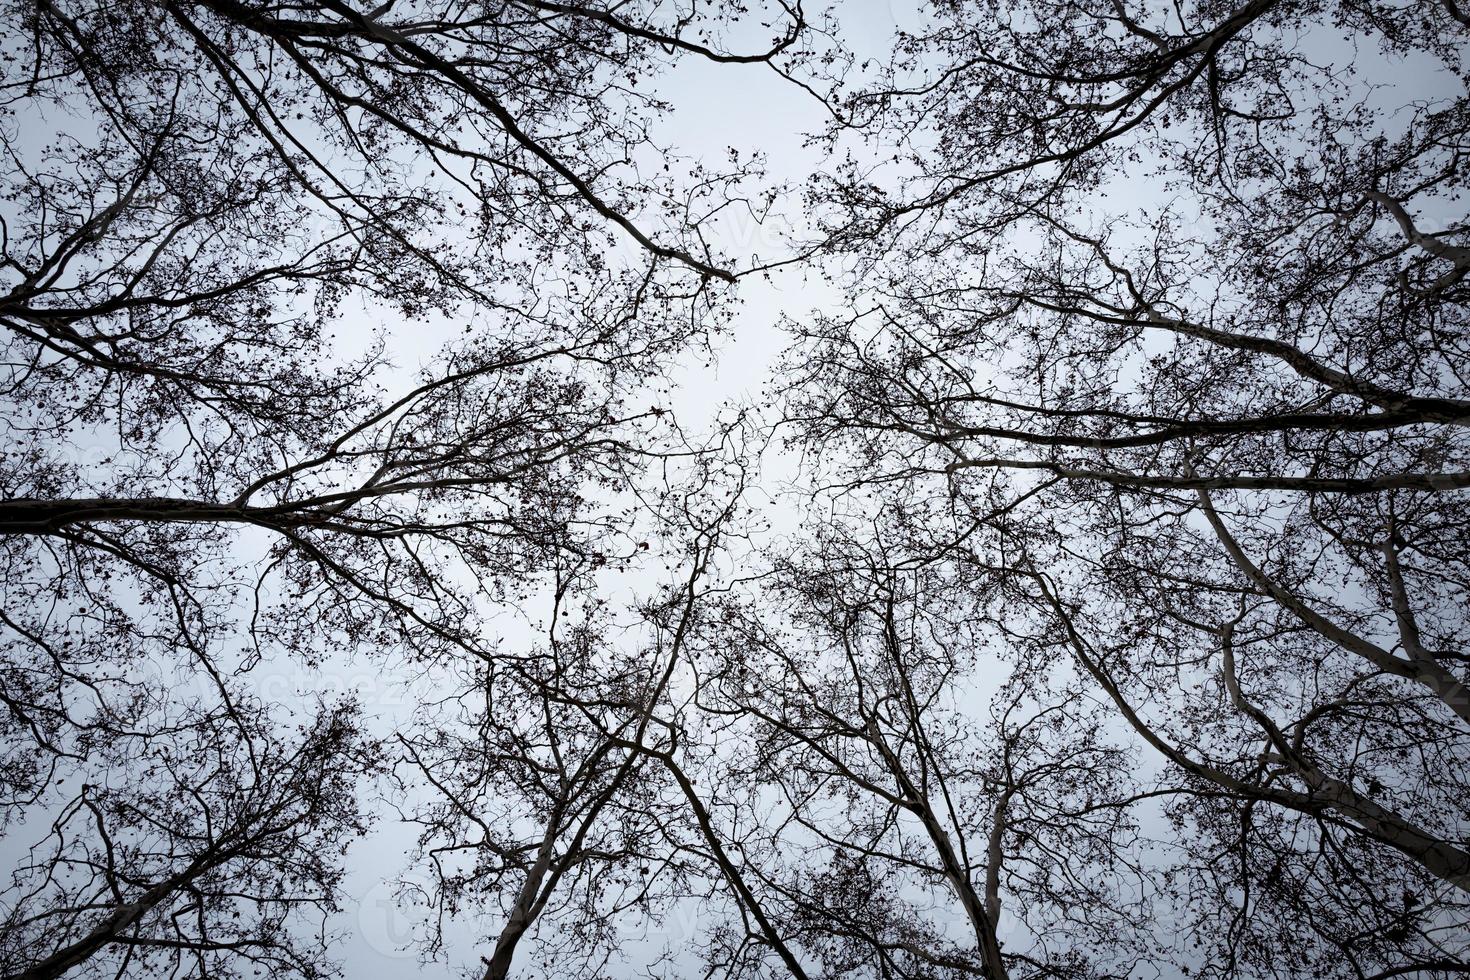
{"left": 1033, "top": 571, "right": 1470, "bottom": 895}
{"left": 1197, "top": 491, "right": 1470, "bottom": 727}
{"left": 865, "top": 718, "right": 1011, "bottom": 980}
{"left": 984, "top": 790, "right": 1013, "bottom": 926}
{"left": 1217, "top": 623, "right": 1470, "bottom": 892}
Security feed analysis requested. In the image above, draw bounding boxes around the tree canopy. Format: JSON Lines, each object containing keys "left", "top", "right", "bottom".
{"left": 1, "top": 1, "right": 1466, "bottom": 979}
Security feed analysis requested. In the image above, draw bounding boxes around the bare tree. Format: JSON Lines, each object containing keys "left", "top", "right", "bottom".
{"left": 783, "top": 1, "right": 1470, "bottom": 976}
{"left": 390, "top": 427, "right": 769, "bottom": 978}
{"left": 1, "top": 2, "right": 814, "bottom": 976}
{"left": 0, "top": 700, "right": 375, "bottom": 980}
{"left": 665, "top": 516, "right": 1155, "bottom": 980}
